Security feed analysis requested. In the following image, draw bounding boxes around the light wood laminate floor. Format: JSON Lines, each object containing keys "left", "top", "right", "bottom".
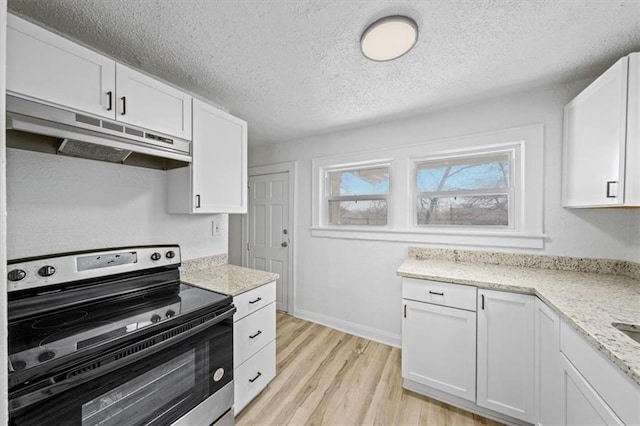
{"left": 236, "top": 312, "right": 502, "bottom": 426}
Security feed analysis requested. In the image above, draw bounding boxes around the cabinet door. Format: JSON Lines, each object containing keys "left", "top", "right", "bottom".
{"left": 563, "top": 56, "right": 628, "bottom": 207}
{"left": 115, "top": 63, "right": 192, "bottom": 139}
{"left": 535, "top": 298, "right": 562, "bottom": 426}
{"left": 402, "top": 299, "right": 476, "bottom": 401}
{"left": 234, "top": 340, "right": 276, "bottom": 415}
{"left": 191, "top": 98, "right": 247, "bottom": 213}
{"left": 561, "top": 354, "right": 623, "bottom": 425}
{"left": 477, "top": 289, "right": 535, "bottom": 422}
{"left": 233, "top": 302, "right": 276, "bottom": 368}
{"left": 7, "top": 14, "right": 116, "bottom": 119}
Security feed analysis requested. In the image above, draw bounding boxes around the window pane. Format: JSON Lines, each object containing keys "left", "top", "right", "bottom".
{"left": 417, "top": 155, "right": 509, "bottom": 193}
{"left": 417, "top": 196, "right": 508, "bottom": 226}
{"left": 329, "top": 167, "right": 389, "bottom": 196}
{"left": 329, "top": 200, "right": 387, "bottom": 225}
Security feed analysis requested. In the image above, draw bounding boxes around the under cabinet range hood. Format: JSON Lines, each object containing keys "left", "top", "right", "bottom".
{"left": 6, "top": 95, "right": 191, "bottom": 170}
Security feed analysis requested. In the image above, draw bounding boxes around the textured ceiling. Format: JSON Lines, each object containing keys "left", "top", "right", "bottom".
{"left": 7, "top": 0, "right": 640, "bottom": 146}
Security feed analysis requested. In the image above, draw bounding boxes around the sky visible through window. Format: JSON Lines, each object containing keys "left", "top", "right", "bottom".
{"left": 331, "top": 168, "right": 389, "bottom": 196}
{"left": 417, "top": 158, "right": 508, "bottom": 193}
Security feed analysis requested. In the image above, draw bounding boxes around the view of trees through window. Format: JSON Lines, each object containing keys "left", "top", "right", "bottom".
{"left": 327, "top": 167, "right": 389, "bottom": 225}
{"left": 416, "top": 154, "right": 510, "bottom": 226}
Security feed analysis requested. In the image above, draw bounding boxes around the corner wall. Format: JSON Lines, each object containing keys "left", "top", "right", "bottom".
{"left": 242, "top": 80, "right": 640, "bottom": 345}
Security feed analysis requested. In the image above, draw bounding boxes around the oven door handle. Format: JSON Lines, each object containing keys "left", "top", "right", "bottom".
{"left": 9, "top": 305, "right": 236, "bottom": 413}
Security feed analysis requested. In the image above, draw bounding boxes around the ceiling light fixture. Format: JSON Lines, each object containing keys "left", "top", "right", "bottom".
{"left": 360, "top": 15, "right": 418, "bottom": 62}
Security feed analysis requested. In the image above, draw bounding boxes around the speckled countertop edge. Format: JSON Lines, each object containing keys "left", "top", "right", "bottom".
{"left": 398, "top": 249, "right": 640, "bottom": 385}
{"left": 181, "top": 263, "right": 279, "bottom": 297}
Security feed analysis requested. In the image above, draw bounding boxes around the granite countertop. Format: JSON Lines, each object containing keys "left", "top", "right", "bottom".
{"left": 181, "top": 263, "right": 279, "bottom": 297}
{"left": 397, "top": 249, "right": 640, "bottom": 386}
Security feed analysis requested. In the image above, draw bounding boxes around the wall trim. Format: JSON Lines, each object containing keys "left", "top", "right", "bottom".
{"left": 310, "top": 227, "right": 546, "bottom": 249}
{"left": 294, "top": 308, "right": 401, "bottom": 348}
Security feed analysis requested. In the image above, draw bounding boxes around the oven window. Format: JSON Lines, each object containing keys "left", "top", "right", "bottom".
{"left": 81, "top": 350, "right": 195, "bottom": 425}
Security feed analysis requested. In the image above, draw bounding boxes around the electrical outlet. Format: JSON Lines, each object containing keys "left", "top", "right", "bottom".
{"left": 212, "top": 220, "right": 221, "bottom": 236}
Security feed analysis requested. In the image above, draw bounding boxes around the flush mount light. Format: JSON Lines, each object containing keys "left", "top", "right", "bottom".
{"left": 360, "top": 15, "right": 418, "bottom": 62}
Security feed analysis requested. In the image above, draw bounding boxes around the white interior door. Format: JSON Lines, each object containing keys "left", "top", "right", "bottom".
{"left": 248, "top": 172, "right": 289, "bottom": 312}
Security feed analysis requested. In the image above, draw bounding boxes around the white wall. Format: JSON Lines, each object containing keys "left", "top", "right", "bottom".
{"left": 244, "top": 79, "right": 640, "bottom": 346}
{"left": 7, "top": 148, "right": 228, "bottom": 260}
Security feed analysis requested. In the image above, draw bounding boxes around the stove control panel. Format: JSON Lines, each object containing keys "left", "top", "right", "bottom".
{"left": 7, "top": 245, "right": 181, "bottom": 293}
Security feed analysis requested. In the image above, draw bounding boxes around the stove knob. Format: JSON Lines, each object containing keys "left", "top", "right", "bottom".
{"left": 165, "top": 309, "right": 175, "bottom": 318}
{"left": 150, "top": 314, "right": 162, "bottom": 323}
{"left": 165, "top": 250, "right": 176, "bottom": 259}
{"left": 7, "top": 269, "right": 26, "bottom": 282}
{"left": 12, "top": 360, "right": 27, "bottom": 371}
{"left": 150, "top": 252, "right": 161, "bottom": 261}
{"left": 37, "top": 350, "right": 55, "bottom": 363}
{"left": 38, "top": 265, "right": 56, "bottom": 277}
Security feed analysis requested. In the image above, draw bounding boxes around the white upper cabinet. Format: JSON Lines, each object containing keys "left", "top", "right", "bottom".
{"left": 115, "top": 64, "right": 192, "bottom": 140}
{"left": 7, "top": 14, "right": 116, "bottom": 119}
{"left": 7, "top": 14, "right": 192, "bottom": 141}
{"left": 167, "top": 98, "right": 247, "bottom": 214}
{"left": 563, "top": 52, "right": 640, "bottom": 207}
{"left": 477, "top": 289, "right": 535, "bottom": 423}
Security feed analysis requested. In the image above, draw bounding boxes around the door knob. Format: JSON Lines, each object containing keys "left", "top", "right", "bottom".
{"left": 281, "top": 242, "right": 288, "bottom": 248}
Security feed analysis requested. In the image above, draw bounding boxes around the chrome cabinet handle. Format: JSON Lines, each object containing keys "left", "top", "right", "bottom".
{"left": 429, "top": 291, "right": 444, "bottom": 296}
{"left": 249, "top": 297, "right": 262, "bottom": 304}
{"left": 120, "top": 96, "right": 126, "bottom": 115}
{"left": 481, "top": 294, "right": 485, "bottom": 310}
{"left": 249, "top": 330, "right": 262, "bottom": 339}
{"left": 106, "top": 91, "right": 113, "bottom": 111}
{"left": 195, "top": 194, "right": 201, "bottom": 208}
{"left": 249, "top": 372, "right": 262, "bottom": 383}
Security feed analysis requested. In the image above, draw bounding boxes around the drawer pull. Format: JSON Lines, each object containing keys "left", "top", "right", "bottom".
{"left": 249, "top": 330, "right": 262, "bottom": 339}
{"left": 249, "top": 297, "right": 262, "bottom": 304}
{"left": 429, "top": 291, "right": 444, "bottom": 296}
{"left": 249, "top": 372, "right": 262, "bottom": 383}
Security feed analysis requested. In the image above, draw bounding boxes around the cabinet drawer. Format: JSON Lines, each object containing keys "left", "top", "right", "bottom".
{"left": 234, "top": 302, "right": 276, "bottom": 368}
{"left": 234, "top": 340, "right": 276, "bottom": 415}
{"left": 234, "top": 282, "right": 276, "bottom": 321}
{"left": 403, "top": 278, "right": 477, "bottom": 311}
{"left": 560, "top": 320, "right": 639, "bottom": 425}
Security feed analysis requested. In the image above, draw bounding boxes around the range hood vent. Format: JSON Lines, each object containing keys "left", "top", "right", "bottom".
{"left": 58, "top": 139, "right": 132, "bottom": 163}
{"left": 6, "top": 95, "right": 191, "bottom": 170}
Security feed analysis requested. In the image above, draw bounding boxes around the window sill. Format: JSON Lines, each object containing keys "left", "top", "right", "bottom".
{"left": 309, "top": 227, "right": 546, "bottom": 249}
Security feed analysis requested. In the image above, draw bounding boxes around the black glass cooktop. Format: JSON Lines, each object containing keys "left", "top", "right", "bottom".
{"left": 8, "top": 281, "right": 230, "bottom": 377}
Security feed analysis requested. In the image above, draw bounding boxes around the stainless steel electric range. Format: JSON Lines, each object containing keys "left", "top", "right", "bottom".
{"left": 7, "top": 245, "right": 235, "bottom": 426}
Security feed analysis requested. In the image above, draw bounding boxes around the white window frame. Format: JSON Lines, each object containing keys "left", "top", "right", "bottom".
{"left": 412, "top": 145, "right": 519, "bottom": 229}
{"left": 311, "top": 124, "right": 544, "bottom": 249}
{"left": 315, "top": 158, "right": 393, "bottom": 228}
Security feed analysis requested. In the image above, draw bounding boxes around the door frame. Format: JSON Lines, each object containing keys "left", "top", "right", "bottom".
{"left": 242, "top": 161, "right": 297, "bottom": 314}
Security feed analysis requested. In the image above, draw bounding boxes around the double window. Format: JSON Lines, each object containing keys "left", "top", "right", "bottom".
{"left": 311, "top": 124, "right": 543, "bottom": 248}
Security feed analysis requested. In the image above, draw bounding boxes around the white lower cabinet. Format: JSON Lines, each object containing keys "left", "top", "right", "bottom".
{"left": 534, "top": 298, "right": 562, "bottom": 426}
{"left": 560, "top": 320, "right": 638, "bottom": 425}
{"left": 233, "top": 282, "right": 276, "bottom": 415}
{"left": 402, "top": 299, "right": 477, "bottom": 401}
{"left": 477, "top": 289, "right": 535, "bottom": 423}
{"left": 235, "top": 340, "right": 276, "bottom": 414}
{"left": 561, "top": 354, "right": 623, "bottom": 425}
{"left": 402, "top": 279, "right": 640, "bottom": 425}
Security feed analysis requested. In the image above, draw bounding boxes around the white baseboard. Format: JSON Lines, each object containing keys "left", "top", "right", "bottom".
{"left": 293, "top": 308, "right": 401, "bottom": 348}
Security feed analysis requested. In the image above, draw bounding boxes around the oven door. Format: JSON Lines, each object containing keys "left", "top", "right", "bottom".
{"left": 9, "top": 306, "right": 235, "bottom": 426}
